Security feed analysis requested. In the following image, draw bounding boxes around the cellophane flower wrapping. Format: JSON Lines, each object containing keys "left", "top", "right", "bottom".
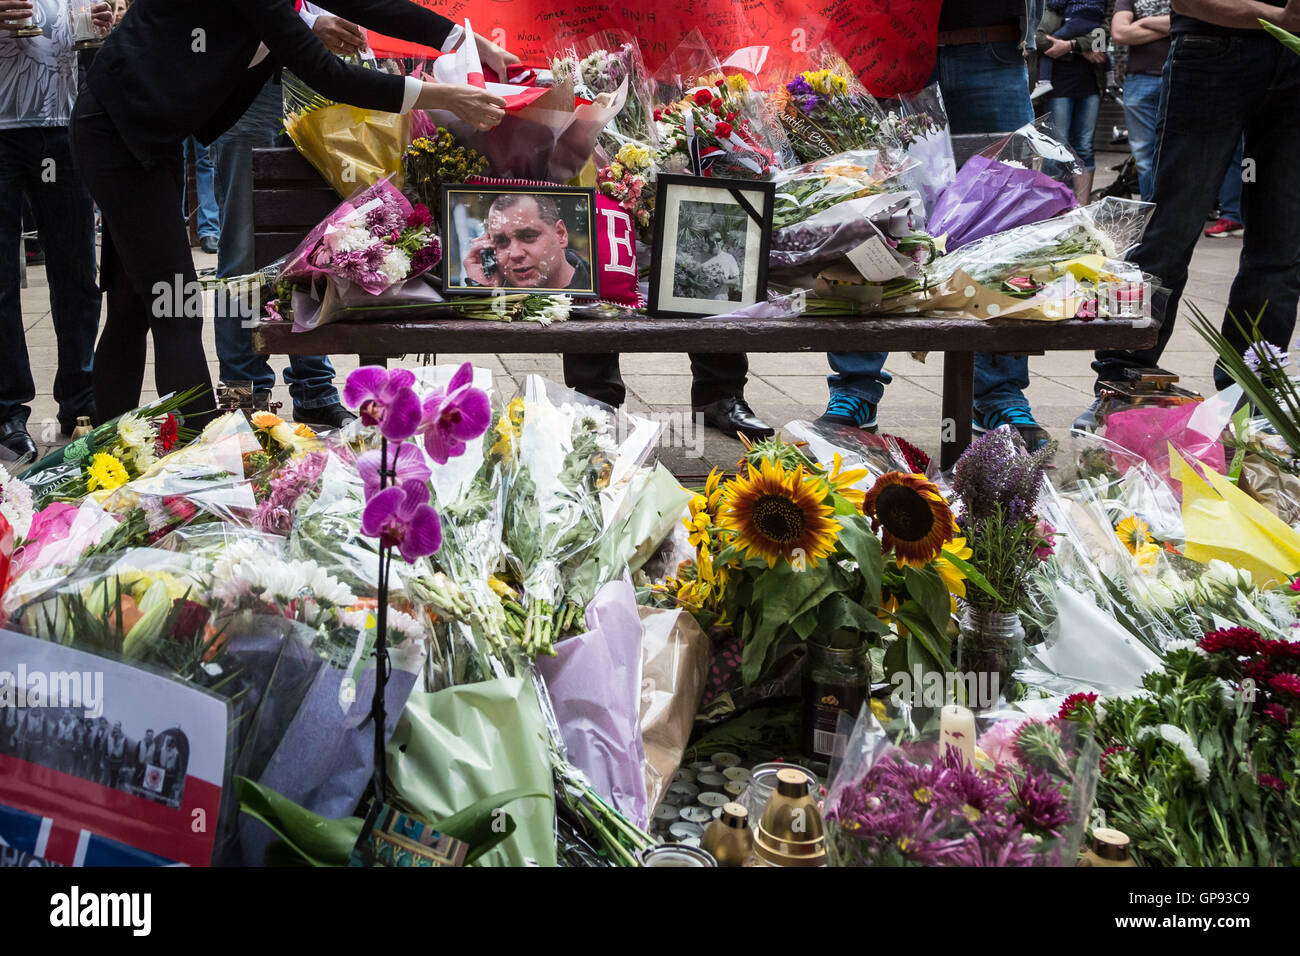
{"left": 926, "top": 153, "right": 1078, "bottom": 250}
{"left": 551, "top": 30, "right": 659, "bottom": 159}
{"left": 535, "top": 577, "right": 650, "bottom": 828}
{"left": 881, "top": 82, "right": 956, "bottom": 224}
{"left": 281, "top": 65, "right": 414, "bottom": 197}
{"left": 825, "top": 705, "right": 1098, "bottom": 866}
{"left": 770, "top": 149, "right": 915, "bottom": 230}
{"left": 1101, "top": 385, "right": 1238, "bottom": 494}
{"left": 386, "top": 674, "right": 558, "bottom": 866}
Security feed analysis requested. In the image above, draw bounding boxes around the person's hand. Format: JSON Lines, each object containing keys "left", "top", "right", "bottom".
{"left": 1083, "top": 49, "right": 1108, "bottom": 63}
{"left": 418, "top": 82, "right": 507, "bottom": 131}
{"left": 91, "top": 1, "right": 111, "bottom": 33}
{"left": 461, "top": 234, "right": 500, "bottom": 287}
{"left": 1045, "top": 36, "right": 1072, "bottom": 58}
{"left": 0, "top": 0, "right": 35, "bottom": 31}
{"left": 313, "top": 14, "right": 366, "bottom": 56}
{"left": 475, "top": 33, "right": 520, "bottom": 83}
{"left": 1282, "top": 0, "right": 1300, "bottom": 30}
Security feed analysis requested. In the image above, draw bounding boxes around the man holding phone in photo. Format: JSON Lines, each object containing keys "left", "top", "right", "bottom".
{"left": 461, "top": 193, "right": 591, "bottom": 291}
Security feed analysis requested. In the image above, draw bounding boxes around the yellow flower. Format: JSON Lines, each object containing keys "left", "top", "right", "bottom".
{"left": 827, "top": 452, "right": 869, "bottom": 507}
{"left": 913, "top": 786, "right": 933, "bottom": 804}
{"left": 869, "top": 697, "right": 889, "bottom": 724}
{"left": 251, "top": 411, "right": 285, "bottom": 429}
{"left": 1134, "top": 542, "right": 1162, "bottom": 573}
{"left": 935, "top": 536, "right": 972, "bottom": 611}
{"left": 725, "top": 74, "right": 750, "bottom": 93}
{"left": 294, "top": 423, "right": 316, "bottom": 439}
{"left": 86, "top": 453, "right": 129, "bottom": 492}
{"left": 615, "top": 142, "right": 652, "bottom": 171}
{"left": 1115, "top": 515, "right": 1152, "bottom": 555}
{"left": 862, "top": 472, "right": 958, "bottom": 568}
{"left": 686, "top": 501, "right": 713, "bottom": 550}
{"left": 716, "top": 457, "right": 841, "bottom": 568}
{"left": 704, "top": 468, "right": 725, "bottom": 510}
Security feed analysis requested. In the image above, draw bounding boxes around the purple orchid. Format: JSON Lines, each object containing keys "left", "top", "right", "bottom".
{"left": 343, "top": 366, "right": 422, "bottom": 440}
{"left": 358, "top": 442, "right": 431, "bottom": 500}
{"left": 360, "top": 479, "right": 443, "bottom": 562}
{"left": 420, "top": 362, "right": 491, "bottom": 465}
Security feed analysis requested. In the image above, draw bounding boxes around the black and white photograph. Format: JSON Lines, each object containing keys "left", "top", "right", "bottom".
{"left": 442, "top": 185, "right": 598, "bottom": 297}
{"left": 649, "top": 174, "right": 774, "bottom": 318}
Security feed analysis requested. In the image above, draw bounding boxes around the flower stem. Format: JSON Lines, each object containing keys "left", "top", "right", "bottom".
{"left": 372, "top": 436, "right": 391, "bottom": 805}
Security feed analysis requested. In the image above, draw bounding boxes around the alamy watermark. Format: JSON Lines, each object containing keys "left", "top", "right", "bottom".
{"left": 0, "top": 666, "right": 104, "bottom": 718}
{"left": 890, "top": 663, "right": 1001, "bottom": 710}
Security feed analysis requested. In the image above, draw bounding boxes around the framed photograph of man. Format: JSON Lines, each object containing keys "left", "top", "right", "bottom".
{"left": 442, "top": 185, "right": 599, "bottom": 297}
{"left": 649, "top": 174, "right": 775, "bottom": 318}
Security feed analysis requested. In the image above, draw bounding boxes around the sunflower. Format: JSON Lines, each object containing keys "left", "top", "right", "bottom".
{"left": 827, "top": 453, "right": 869, "bottom": 508}
{"left": 86, "top": 452, "right": 129, "bottom": 492}
{"left": 716, "top": 457, "right": 841, "bottom": 568}
{"left": 935, "top": 536, "right": 972, "bottom": 611}
{"left": 1115, "top": 516, "right": 1152, "bottom": 555}
{"left": 862, "top": 472, "right": 958, "bottom": 567}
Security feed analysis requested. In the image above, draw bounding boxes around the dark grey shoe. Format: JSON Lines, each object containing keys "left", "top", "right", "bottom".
{"left": 1071, "top": 397, "right": 1105, "bottom": 434}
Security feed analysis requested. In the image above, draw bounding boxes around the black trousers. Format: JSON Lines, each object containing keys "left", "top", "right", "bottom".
{"left": 70, "top": 90, "right": 216, "bottom": 427}
{"left": 562, "top": 353, "right": 749, "bottom": 408}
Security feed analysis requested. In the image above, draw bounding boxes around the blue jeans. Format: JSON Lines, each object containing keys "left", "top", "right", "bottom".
{"left": 1049, "top": 93, "right": 1100, "bottom": 170}
{"left": 1217, "top": 137, "right": 1244, "bottom": 223}
{"left": 211, "top": 81, "right": 338, "bottom": 410}
{"left": 827, "top": 41, "right": 1036, "bottom": 415}
{"left": 183, "top": 137, "right": 219, "bottom": 240}
{"left": 1093, "top": 33, "right": 1300, "bottom": 391}
{"left": 0, "top": 127, "right": 100, "bottom": 427}
{"left": 1122, "top": 72, "right": 1163, "bottom": 201}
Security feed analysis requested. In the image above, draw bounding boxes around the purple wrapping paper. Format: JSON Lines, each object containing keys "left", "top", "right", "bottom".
{"left": 536, "top": 578, "right": 649, "bottom": 829}
{"left": 926, "top": 155, "right": 1078, "bottom": 250}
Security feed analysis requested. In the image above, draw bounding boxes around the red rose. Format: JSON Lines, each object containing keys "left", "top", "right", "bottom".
{"left": 714, "top": 121, "right": 734, "bottom": 138}
{"left": 693, "top": 88, "right": 713, "bottom": 105}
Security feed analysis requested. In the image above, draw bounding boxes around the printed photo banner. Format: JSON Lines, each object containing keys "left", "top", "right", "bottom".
{"left": 367, "top": 0, "right": 944, "bottom": 97}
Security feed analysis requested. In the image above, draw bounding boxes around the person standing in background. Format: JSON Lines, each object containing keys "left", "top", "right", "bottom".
{"left": 0, "top": 0, "right": 107, "bottom": 464}
{"left": 211, "top": 2, "right": 361, "bottom": 429}
{"left": 1111, "top": 0, "right": 1171, "bottom": 202}
{"left": 184, "top": 137, "right": 220, "bottom": 254}
{"left": 1077, "top": 0, "right": 1300, "bottom": 429}
{"left": 817, "top": 0, "right": 1054, "bottom": 452}
{"left": 1205, "top": 137, "right": 1245, "bottom": 237}
{"left": 1042, "top": 13, "right": 1109, "bottom": 201}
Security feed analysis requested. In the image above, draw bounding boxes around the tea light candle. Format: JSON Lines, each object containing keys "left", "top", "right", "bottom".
{"left": 939, "top": 704, "right": 976, "bottom": 767}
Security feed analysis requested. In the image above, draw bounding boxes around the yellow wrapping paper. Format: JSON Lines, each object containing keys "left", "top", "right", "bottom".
{"left": 1170, "top": 446, "right": 1300, "bottom": 586}
{"left": 285, "top": 104, "right": 410, "bottom": 197}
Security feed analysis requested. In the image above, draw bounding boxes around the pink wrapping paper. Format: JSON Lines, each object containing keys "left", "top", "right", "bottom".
{"left": 1104, "top": 402, "right": 1227, "bottom": 495}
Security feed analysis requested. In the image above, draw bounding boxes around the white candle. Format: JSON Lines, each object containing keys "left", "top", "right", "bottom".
{"left": 939, "top": 704, "right": 976, "bottom": 767}
{"left": 73, "top": 8, "right": 97, "bottom": 40}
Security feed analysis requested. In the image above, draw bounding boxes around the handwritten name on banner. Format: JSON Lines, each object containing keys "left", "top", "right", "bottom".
{"left": 367, "top": 0, "right": 943, "bottom": 97}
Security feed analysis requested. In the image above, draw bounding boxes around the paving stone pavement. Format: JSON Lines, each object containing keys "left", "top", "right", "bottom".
{"left": 10, "top": 153, "right": 1265, "bottom": 479}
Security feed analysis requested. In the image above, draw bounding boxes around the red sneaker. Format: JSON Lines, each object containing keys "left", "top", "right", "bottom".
{"left": 1204, "top": 218, "right": 1244, "bottom": 238}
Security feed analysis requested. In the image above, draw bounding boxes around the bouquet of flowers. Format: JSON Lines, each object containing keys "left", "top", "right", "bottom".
{"left": 401, "top": 127, "right": 489, "bottom": 221}
{"left": 655, "top": 74, "right": 785, "bottom": 179}
{"left": 1062, "top": 634, "right": 1300, "bottom": 865}
{"left": 596, "top": 141, "right": 654, "bottom": 238}
{"left": 772, "top": 46, "right": 902, "bottom": 164}
{"left": 279, "top": 178, "right": 441, "bottom": 300}
{"left": 552, "top": 31, "right": 658, "bottom": 156}
{"left": 771, "top": 150, "right": 913, "bottom": 230}
{"left": 826, "top": 707, "right": 1097, "bottom": 867}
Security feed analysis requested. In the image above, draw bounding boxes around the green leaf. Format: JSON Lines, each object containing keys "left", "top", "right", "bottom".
{"left": 1261, "top": 18, "right": 1300, "bottom": 55}
{"left": 836, "top": 515, "right": 883, "bottom": 601}
{"left": 432, "top": 787, "right": 548, "bottom": 865}
{"left": 940, "top": 550, "right": 998, "bottom": 602}
{"left": 237, "top": 776, "right": 363, "bottom": 867}
{"left": 892, "top": 600, "right": 953, "bottom": 672}
{"left": 818, "top": 592, "right": 891, "bottom": 637}
{"left": 903, "top": 565, "right": 952, "bottom": 637}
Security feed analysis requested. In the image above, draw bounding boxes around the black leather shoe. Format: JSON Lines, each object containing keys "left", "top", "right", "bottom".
{"left": 695, "top": 396, "right": 775, "bottom": 442}
{"left": 293, "top": 403, "right": 358, "bottom": 430}
{"left": 0, "top": 420, "right": 38, "bottom": 466}
{"left": 199, "top": 235, "right": 219, "bottom": 255}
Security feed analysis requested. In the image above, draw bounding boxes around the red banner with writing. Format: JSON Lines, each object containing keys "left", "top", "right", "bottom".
{"left": 367, "top": 0, "right": 944, "bottom": 97}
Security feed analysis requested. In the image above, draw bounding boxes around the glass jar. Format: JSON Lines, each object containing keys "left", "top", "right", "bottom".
{"left": 738, "top": 761, "right": 817, "bottom": 832}
{"left": 70, "top": 0, "right": 105, "bottom": 49}
{"left": 11, "top": 2, "right": 44, "bottom": 37}
{"left": 801, "top": 639, "right": 869, "bottom": 764}
{"left": 956, "top": 606, "right": 1024, "bottom": 708}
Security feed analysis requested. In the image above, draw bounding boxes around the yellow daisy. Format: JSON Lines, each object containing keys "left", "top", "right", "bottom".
{"left": 1115, "top": 516, "right": 1152, "bottom": 555}
{"left": 251, "top": 411, "right": 285, "bottom": 429}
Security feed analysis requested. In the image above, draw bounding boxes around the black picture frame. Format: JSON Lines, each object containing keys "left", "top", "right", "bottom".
{"left": 441, "top": 184, "right": 599, "bottom": 297}
{"left": 648, "top": 174, "right": 775, "bottom": 318}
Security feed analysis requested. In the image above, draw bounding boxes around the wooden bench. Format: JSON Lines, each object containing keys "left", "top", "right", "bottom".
{"left": 250, "top": 147, "right": 1157, "bottom": 469}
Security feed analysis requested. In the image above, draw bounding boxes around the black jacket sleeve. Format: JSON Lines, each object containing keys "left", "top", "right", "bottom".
{"left": 312, "top": 0, "right": 456, "bottom": 47}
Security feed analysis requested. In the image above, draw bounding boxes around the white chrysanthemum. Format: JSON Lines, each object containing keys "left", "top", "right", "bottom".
{"left": 386, "top": 608, "right": 427, "bottom": 642}
{"left": 326, "top": 222, "right": 377, "bottom": 255}
{"left": 378, "top": 247, "right": 411, "bottom": 285}
{"left": 0, "top": 472, "right": 34, "bottom": 540}
{"left": 115, "top": 412, "right": 157, "bottom": 453}
{"left": 1165, "top": 638, "right": 1209, "bottom": 658}
{"left": 1139, "top": 723, "right": 1210, "bottom": 785}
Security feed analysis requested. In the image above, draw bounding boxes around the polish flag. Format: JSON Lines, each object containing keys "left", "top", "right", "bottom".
{"left": 431, "top": 20, "right": 549, "bottom": 111}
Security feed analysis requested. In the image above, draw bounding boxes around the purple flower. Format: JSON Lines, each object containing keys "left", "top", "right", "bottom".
{"left": 799, "top": 94, "right": 822, "bottom": 114}
{"left": 409, "top": 237, "right": 443, "bottom": 278}
{"left": 1244, "top": 341, "right": 1290, "bottom": 373}
{"left": 363, "top": 188, "right": 406, "bottom": 237}
{"left": 786, "top": 76, "right": 814, "bottom": 97}
{"left": 343, "top": 366, "right": 422, "bottom": 440}
{"left": 360, "top": 479, "right": 442, "bottom": 562}
{"left": 420, "top": 362, "right": 491, "bottom": 464}
{"left": 358, "top": 442, "right": 431, "bottom": 500}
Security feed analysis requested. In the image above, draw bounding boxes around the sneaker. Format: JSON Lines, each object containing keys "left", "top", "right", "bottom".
{"left": 972, "top": 405, "right": 1051, "bottom": 451}
{"left": 815, "top": 393, "right": 878, "bottom": 431}
{"left": 1031, "top": 80, "right": 1054, "bottom": 100}
{"left": 1204, "top": 218, "right": 1243, "bottom": 239}
{"left": 1071, "top": 396, "right": 1104, "bottom": 434}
